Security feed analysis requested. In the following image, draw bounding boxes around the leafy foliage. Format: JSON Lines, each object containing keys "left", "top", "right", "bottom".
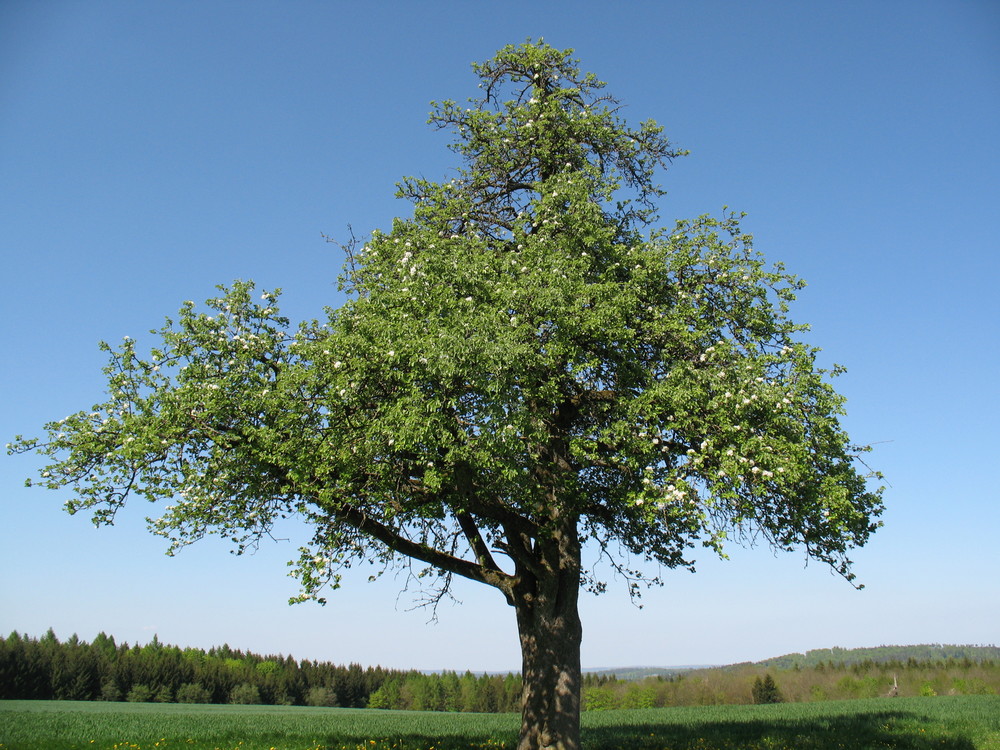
{"left": 9, "top": 41, "right": 883, "bottom": 606}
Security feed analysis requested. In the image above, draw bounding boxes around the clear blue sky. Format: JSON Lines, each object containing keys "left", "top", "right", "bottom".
{"left": 2, "top": 0, "right": 998, "bottom": 672}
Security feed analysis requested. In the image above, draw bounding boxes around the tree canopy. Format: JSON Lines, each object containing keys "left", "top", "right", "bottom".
{"left": 11, "top": 40, "right": 883, "bottom": 750}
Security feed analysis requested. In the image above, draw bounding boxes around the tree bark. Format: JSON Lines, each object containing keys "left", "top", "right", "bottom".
{"left": 512, "top": 521, "right": 583, "bottom": 750}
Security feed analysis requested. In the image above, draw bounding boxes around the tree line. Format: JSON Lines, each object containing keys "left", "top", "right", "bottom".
{"left": 582, "top": 658, "right": 1000, "bottom": 710}
{"left": 0, "top": 629, "right": 519, "bottom": 709}
{"left": 6, "top": 630, "right": 996, "bottom": 711}
{"left": 753, "top": 644, "right": 1000, "bottom": 670}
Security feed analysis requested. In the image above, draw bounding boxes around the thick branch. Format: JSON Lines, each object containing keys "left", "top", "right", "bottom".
{"left": 457, "top": 510, "right": 503, "bottom": 573}
{"left": 331, "top": 499, "right": 514, "bottom": 594}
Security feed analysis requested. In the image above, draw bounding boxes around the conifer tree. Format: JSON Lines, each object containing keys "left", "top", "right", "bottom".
{"left": 752, "top": 673, "right": 784, "bottom": 704}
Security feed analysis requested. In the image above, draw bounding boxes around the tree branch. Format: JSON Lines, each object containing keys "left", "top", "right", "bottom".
{"left": 457, "top": 511, "right": 503, "bottom": 573}
{"left": 328, "top": 499, "right": 514, "bottom": 595}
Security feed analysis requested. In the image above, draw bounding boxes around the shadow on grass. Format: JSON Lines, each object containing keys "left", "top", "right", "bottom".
{"left": 293, "top": 707, "right": 977, "bottom": 750}
{"left": 581, "top": 709, "right": 978, "bottom": 750}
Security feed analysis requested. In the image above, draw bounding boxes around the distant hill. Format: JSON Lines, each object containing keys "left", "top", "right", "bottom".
{"left": 584, "top": 666, "right": 711, "bottom": 680}
{"left": 584, "top": 645, "right": 1000, "bottom": 682}
{"left": 748, "top": 644, "right": 1000, "bottom": 670}
{"left": 581, "top": 646, "right": 1000, "bottom": 705}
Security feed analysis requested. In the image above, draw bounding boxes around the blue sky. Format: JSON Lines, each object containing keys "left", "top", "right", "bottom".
{"left": 2, "top": 0, "right": 998, "bottom": 672}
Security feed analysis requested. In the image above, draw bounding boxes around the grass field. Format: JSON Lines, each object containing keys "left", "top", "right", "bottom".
{"left": 1, "top": 696, "right": 999, "bottom": 750}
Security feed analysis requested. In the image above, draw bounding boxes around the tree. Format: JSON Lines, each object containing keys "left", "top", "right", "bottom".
{"left": 751, "top": 673, "right": 784, "bottom": 704}
{"left": 229, "top": 682, "right": 262, "bottom": 705}
{"left": 126, "top": 684, "right": 153, "bottom": 703}
{"left": 305, "top": 684, "right": 338, "bottom": 707}
{"left": 176, "top": 682, "right": 211, "bottom": 704}
{"left": 10, "top": 41, "right": 883, "bottom": 750}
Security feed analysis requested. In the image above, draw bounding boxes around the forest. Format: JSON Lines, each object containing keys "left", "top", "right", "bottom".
{"left": 0, "top": 629, "right": 519, "bottom": 711}
{"left": 581, "top": 656, "right": 1000, "bottom": 710}
{"left": 752, "top": 644, "right": 1000, "bottom": 670}
{"left": 2, "top": 631, "right": 997, "bottom": 711}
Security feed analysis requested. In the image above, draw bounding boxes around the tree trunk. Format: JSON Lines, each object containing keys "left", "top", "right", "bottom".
{"left": 512, "top": 524, "right": 583, "bottom": 750}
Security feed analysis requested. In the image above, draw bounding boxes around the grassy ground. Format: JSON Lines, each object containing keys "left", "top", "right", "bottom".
{"left": 1, "top": 696, "right": 998, "bottom": 750}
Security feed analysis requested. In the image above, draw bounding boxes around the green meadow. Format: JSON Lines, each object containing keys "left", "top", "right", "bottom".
{"left": 2, "top": 696, "right": 999, "bottom": 750}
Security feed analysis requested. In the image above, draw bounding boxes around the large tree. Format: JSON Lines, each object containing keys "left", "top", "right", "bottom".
{"left": 11, "top": 41, "right": 883, "bottom": 750}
